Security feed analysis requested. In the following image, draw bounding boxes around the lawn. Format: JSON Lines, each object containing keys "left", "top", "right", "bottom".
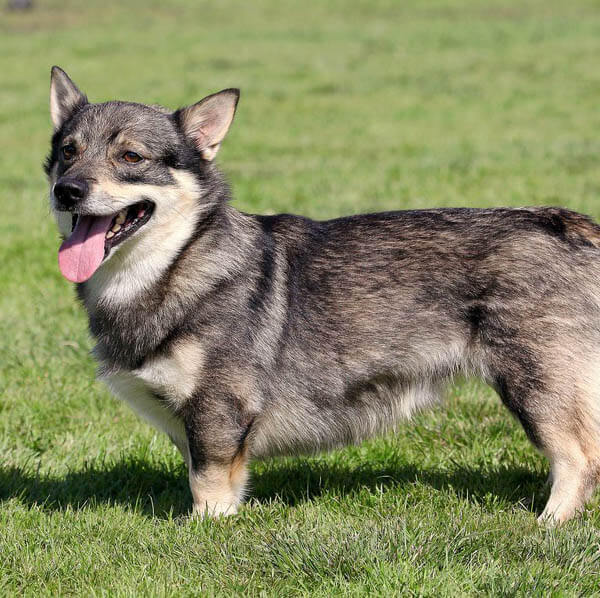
{"left": 1, "top": 0, "right": 600, "bottom": 595}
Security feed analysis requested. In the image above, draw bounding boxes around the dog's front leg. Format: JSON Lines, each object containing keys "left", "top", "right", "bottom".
{"left": 184, "top": 401, "right": 251, "bottom": 518}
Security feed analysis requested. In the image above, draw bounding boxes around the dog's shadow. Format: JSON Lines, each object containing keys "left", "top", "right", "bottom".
{"left": 0, "top": 456, "right": 547, "bottom": 519}
{"left": 0, "top": 459, "right": 191, "bottom": 519}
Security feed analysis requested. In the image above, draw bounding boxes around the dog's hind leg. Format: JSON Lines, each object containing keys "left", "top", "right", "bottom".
{"left": 538, "top": 362, "right": 600, "bottom": 523}
{"left": 491, "top": 352, "right": 600, "bottom": 524}
{"left": 539, "top": 444, "right": 599, "bottom": 524}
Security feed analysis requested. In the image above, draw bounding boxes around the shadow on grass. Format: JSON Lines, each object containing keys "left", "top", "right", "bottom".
{"left": 0, "top": 456, "right": 548, "bottom": 519}
{"left": 252, "top": 459, "right": 548, "bottom": 514}
{"left": 0, "top": 459, "right": 191, "bottom": 519}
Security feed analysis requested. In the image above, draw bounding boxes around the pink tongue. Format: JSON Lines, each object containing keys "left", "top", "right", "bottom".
{"left": 58, "top": 215, "right": 114, "bottom": 283}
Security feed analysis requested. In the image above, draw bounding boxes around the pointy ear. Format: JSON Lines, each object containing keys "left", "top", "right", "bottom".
{"left": 175, "top": 88, "right": 240, "bottom": 161}
{"left": 50, "top": 66, "right": 87, "bottom": 130}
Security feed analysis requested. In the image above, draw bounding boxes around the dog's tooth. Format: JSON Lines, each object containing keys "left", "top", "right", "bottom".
{"left": 116, "top": 211, "right": 126, "bottom": 224}
{"left": 112, "top": 223, "right": 122, "bottom": 233}
{"left": 106, "top": 230, "right": 115, "bottom": 239}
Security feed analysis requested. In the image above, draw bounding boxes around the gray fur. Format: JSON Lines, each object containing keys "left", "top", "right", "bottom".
{"left": 46, "top": 68, "right": 600, "bottom": 522}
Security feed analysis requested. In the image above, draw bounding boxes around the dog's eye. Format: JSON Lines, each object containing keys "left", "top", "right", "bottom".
{"left": 61, "top": 144, "right": 76, "bottom": 160}
{"left": 123, "top": 151, "right": 143, "bottom": 164}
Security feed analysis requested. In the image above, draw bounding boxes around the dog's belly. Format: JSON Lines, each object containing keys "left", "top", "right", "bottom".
{"left": 99, "top": 368, "right": 188, "bottom": 460}
{"left": 249, "top": 378, "right": 443, "bottom": 458}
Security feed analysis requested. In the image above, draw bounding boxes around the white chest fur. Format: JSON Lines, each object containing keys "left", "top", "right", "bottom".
{"left": 98, "top": 340, "right": 205, "bottom": 465}
{"left": 101, "top": 368, "right": 188, "bottom": 456}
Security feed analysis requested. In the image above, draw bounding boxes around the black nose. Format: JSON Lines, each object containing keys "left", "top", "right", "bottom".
{"left": 54, "top": 178, "right": 88, "bottom": 208}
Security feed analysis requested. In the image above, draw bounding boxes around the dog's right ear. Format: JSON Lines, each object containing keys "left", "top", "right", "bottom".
{"left": 175, "top": 89, "right": 240, "bottom": 161}
{"left": 50, "top": 66, "right": 87, "bottom": 131}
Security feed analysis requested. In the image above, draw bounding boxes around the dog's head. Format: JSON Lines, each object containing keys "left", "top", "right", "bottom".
{"left": 45, "top": 66, "right": 239, "bottom": 284}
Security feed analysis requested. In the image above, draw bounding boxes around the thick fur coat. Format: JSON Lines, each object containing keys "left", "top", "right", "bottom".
{"left": 47, "top": 67, "right": 600, "bottom": 522}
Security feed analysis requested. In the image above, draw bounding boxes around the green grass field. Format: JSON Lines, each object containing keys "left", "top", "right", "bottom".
{"left": 2, "top": 0, "right": 600, "bottom": 595}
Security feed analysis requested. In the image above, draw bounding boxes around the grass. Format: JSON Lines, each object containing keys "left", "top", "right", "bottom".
{"left": 2, "top": 0, "right": 600, "bottom": 594}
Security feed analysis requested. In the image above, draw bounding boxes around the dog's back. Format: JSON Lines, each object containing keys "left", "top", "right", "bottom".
{"left": 249, "top": 210, "right": 600, "bottom": 475}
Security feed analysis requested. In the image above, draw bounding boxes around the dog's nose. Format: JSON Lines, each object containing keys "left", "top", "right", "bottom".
{"left": 54, "top": 178, "right": 88, "bottom": 208}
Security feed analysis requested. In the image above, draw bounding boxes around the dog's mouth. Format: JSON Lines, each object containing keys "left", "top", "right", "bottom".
{"left": 58, "top": 200, "right": 155, "bottom": 283}
{"left": 73, "top": 200, "right": 154, "bottom": 255}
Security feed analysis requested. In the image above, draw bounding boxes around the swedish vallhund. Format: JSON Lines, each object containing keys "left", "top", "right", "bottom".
{"left": 46, "top": 66, "right": 600, "bottom": 523}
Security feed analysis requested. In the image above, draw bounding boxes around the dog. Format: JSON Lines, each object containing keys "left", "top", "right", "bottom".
{"left": 45, "top": 66, "right": 600, "bottom": 523}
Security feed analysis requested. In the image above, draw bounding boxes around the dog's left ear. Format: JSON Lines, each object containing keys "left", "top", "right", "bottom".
{"left": 175, "top": 89, "right": 240, "bottom": 161}
{"left": 50, "top": 66, "right": 88, "bottom": 131}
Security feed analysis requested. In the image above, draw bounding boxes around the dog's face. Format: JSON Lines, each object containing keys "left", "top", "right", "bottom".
{"left": 45, "top": 66, "right": 239, "bottom": 283}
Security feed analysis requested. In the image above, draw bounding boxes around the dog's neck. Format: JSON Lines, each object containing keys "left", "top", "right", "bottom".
{"left": 81, "top": 203, "right": 258, "bottom": 370}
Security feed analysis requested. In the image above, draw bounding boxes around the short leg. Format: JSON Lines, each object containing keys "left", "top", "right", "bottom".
{"left": 491, "top": 355, "right": 600, "bottom": 524}
{"left": 184, "top": 400, "right": 252, "bottom": 518}
{"left": 536, "top": 424, "right": 600, "bottom": 524}
{"left": 538, "top": 452, "right": 598, "bottom": 524}
{"left": 188, "top": 453, "right": 249, "bottom": 518}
